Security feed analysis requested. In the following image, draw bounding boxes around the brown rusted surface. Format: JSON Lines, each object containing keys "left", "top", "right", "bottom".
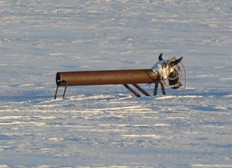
{"left": 56, "top": 69, "right": 159, "bottom": 86}
{"left": 54, "top": 69, "right": 164, "bottom": 99}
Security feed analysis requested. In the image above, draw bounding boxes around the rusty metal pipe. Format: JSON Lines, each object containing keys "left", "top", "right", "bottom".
{"left": 56, "top": 69, "right": 159, "bottom": 86}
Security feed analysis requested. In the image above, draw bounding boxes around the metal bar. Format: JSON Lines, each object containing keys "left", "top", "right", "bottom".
{"left": 160, "top": 83, "right": 166, "bottom": 95}
{"left": 54, "top": 86, "right": 59, "bottom": 99}
{"left": 123, "top": 84, "right": 141, "bottom": 97}
{"left": 154, "top": 83, "right": 159, "bottom": 95}
{"left": 56, "top": 69, "right": 158, "bottom": 86}
{"left": 63, "top": 86, "right": 67, "bottom": 98}
{"left": 62, "top": 81, "right": 68, "bottom": 98}
{"left": 132, "top": 83, "right": 150, "bottom": 96}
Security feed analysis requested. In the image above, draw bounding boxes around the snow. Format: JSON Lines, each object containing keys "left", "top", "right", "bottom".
{"left": 1, "top": 0, "right": 232, "bottom": 167}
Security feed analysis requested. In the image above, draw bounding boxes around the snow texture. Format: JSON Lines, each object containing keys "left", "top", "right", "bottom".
{"left": 0, "top": 0, "right": 232, "bottom": 167}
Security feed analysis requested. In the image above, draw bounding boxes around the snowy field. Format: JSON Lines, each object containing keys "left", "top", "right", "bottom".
{"left": 1, "top": 0, "right": 232, "bottom": 167}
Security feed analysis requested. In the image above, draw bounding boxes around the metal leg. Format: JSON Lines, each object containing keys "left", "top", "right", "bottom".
{"left": 63, "top": 85, "right": 68, "bottom": 98}
{"left": 54, "top": 86, "right": 59, "bottom": 99}
{"left": 160, "top": 82, "right": 166, "bottom": 95}
{"left": 123, "top": 84, "right": 141, "bottom": 97}
{"left": 132, "top": 83, "right": 150, "bottom": 96}
{"left": 154, "top": 83, "right": 159, "bottom": 95}
{"left": 60, "top": 81, "right": 68, "bottom": 99}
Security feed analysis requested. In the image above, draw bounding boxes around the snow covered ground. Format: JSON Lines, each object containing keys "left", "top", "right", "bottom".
{"left": 1, "top": 0, "right": 232, "bottom": 167}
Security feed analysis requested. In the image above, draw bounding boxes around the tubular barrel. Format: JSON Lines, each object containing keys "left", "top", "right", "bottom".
{"left": 56, "top": 69, "right": 159, "bottom": 86}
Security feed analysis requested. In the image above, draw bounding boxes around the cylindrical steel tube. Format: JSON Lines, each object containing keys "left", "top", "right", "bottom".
{"left": 56, "top": 69, "right": 159, "bottom": 86}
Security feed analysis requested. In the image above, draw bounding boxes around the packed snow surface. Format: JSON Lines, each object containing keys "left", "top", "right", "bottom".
{"left": 1, "top": 0, "right": 232, "bottom": 167}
